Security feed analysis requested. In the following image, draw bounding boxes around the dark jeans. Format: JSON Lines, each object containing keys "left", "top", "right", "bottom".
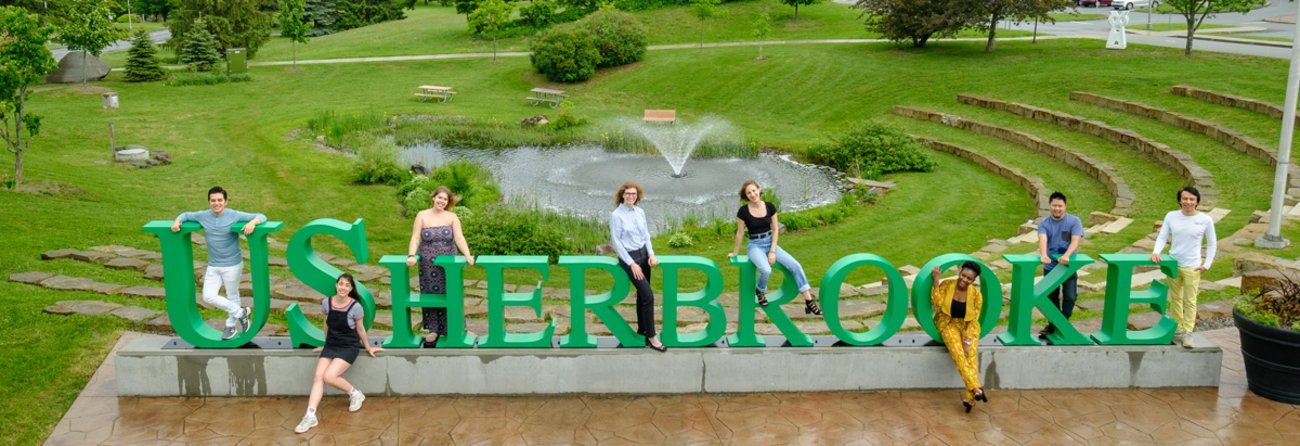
{"left": 1044, "top": 269, "right": 1078, "bottom": 334}
{"left": 618, "top": 247, "right": 656, "bottom": 338}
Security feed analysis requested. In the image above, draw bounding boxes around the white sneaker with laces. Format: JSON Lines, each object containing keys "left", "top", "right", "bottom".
{"left": 348, "top": 389, "right": 366, "bottom": 412}
{"left": 238, "top": 307, "right": 251, "bottom": 333}
{"left": 294, "top": 413, "right": 318, "bottom": 434}
{"left": 1181, "top": 333, "right": 1195, "bottom": 348}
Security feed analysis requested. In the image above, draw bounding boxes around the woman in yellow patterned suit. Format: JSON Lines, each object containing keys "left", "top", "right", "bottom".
{"left": 930, "top": 261, "right": 989, "bottom": 413}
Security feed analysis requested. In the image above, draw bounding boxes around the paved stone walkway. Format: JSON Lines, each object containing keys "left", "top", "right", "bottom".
{"left": 43, "top": 328, "right": 1300, "bottom": 445}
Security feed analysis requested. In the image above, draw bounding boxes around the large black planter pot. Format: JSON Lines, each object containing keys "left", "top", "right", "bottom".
{"left": 1234, "top": 308, "right": 1300, "bottom": 405}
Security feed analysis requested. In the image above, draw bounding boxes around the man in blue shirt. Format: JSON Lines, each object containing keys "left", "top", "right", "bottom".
{"left": 171, "top": 186, "right": 267, "bottom": 340}
{"left": 1038, "top": 192, "right": 1084, "bottom": 338}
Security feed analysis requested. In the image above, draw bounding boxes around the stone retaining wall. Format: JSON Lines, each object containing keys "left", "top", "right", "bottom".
{"left": 958, "top": 94, "right": 1217, "bottom": 207}
{"left": 892, "top": 105, "right": 1133, "bottom": 216}
{"left": 1171, "top": 85, "right": 1299, "bottom": 125}
{"left": 913, "top": 136, "right": 1050, "bottom": 216}
{"left": 1070, "top": 91, "right": 1300, "bottom": 193}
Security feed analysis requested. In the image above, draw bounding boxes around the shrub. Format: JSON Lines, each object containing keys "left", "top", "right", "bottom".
{"left": 115, "top": 13, "right": 143, "bottom": 23}
{"left": 398, "top": 160, "right": 501, "bottom": 214}
{"left": 530, "top": 25, "right": 601, "bottom": 83}
{"left": 519, "top": 0, "right": 557, "bottom": 28}
{"left": 393, "top": 117, "right": 580, "bottom": 148}
{"left": 463, "top": 202, "right": 607, "bottom": 261}
{"left": 667, "top": 231, "right": 694, "bottom": 248}
{"left": 808, "top": 121, "right": 935, "bottom": 179}
{"left": 164, "top": 72, "right": 252, "bottom": 86}
{"left": 551, "top": 100, "right": 587, "bottom": 130}
{"left": 579, "top": 10, "right": 646, "bottom": 68}
{"left": 177, "top": 18, "right": 222, "bottom": 71}
{"left": 350, "top": 136, "right": 409, "bottom": 185}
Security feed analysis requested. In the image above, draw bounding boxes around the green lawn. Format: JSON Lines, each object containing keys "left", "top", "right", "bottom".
{"left": 1206, "top": 34, "right": 1292, "bottom": 44}
{"left": 6, "top": 28, "right": 1298, "bottom": 443}
{"left": 1138, "top": 22, "right": 1233, "bottom": 32}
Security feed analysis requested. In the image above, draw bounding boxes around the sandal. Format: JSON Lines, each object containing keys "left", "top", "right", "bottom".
{"left": 756, "top": 289, "right": 769, "bottom": 307}
{"left": 804, "top": 299, "right": 822, "bottom": 315}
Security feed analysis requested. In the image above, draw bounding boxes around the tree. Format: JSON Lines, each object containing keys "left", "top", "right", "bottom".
{"left": 781, "top": 0, "right": 817, "bottom": 20}
{"left": 169, "top": 0, "right": 275, "bottom": 57}
{"left": 752, "top": 7, "right": 771, "bottom": 60}
{"left": 55, "top": 0, "right": 124, "bottom": 83}
{"left": 0, "top": 6, "right": 59, "bottom": 188}
{"left": 467, "top": 0, "right": 510, "bottom": 61}
{"left": 136, "top": 0, "right": 179, "bottom": 21}
{"left": 278, "top": 0, "right": 314, "bottom": 65}
{"left": 530, "top": 25, "right": 601, "bottom": 83}
{"left": 579, "top": 10, "right": 646, "bottom": 67}
{"left": 304, "top": 0, "right": 339, "bottom": 36}
{"left": 972, "top": 0, "right": 1067, "bottom": 53}
{"left": 689, "top": 0, "right": 723, "bottom": 49}
{"left": 1164, "top": 0, "right": 1264, "bottom": 56}
{"left": 336, "top": 0, "right": 408, "bottom": 29}
{"left": 124, "top": 29, "right": 167, "bottom": 81}
{"left": 177, "top": 18, "right": 222, "bottom": 71}
{"left": 854, "top": 0, "right": 971, "bottom": 48}
{"left": 453, "top": 0, "right": 480, "bottom": 14}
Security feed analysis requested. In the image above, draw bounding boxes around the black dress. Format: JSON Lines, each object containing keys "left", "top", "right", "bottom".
{"left": 321, "top": 299, "right": 361, "bottom": 364}
{"left": 418, "top": 225, "right": 456, "bottom": 335}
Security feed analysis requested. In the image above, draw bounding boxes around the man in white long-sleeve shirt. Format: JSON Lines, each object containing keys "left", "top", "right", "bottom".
{"left": 1150, "top": 186, "right": 1216, "bottom": 348}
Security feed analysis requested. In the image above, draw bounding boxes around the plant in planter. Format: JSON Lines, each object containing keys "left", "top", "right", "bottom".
{"left": 1233, "top": 271, "right": 1300, "bottom": 404}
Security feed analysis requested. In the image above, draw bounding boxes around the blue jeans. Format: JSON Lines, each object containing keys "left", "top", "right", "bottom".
{"left": 746, "top": 235, "right": 812, "bottom": 293}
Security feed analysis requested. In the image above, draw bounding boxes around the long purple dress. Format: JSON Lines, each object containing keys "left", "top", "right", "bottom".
{"left": 418, "top": 225, "right": 456, "bottom": 335}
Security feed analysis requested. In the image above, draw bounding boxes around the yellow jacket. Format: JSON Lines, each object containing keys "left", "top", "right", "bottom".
{"left": 931, "top": 278, "right": 982, "bottom": 323}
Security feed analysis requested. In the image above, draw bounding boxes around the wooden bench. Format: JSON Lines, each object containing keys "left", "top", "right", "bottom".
{"left": 644, "top": 109, "right": 676, "bottom": 124}
{"left": 527, "top": 87, "right": 566, "bottom": 108}
{"left": 415, "top": 85, "right": 456, "bottom": 103}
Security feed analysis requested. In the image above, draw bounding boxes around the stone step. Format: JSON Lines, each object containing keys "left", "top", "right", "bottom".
{"left": 1207, "top": 207, "right": 1231, "bottom": 223}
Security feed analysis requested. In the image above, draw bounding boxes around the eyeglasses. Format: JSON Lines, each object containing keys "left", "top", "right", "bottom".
{"left": 623, "top": 192, "right": 638, "bottom": 196}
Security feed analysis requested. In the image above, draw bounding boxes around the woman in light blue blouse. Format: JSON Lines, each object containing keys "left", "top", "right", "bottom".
{"left": 610, "top": 182, "right": 667, "bottom": 352}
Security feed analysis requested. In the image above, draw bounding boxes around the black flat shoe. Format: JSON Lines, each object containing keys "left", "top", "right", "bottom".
{"left": 974, "top": 389, "right": 988, "bottom": 403}
{"left": 423, "top": 334, "right": 440, "bottom": 348}
{"left": 645, "top": 338, "right": 668, "bottom": 353}
{"left": 962, "top": 400, "right": 974, "bottom": 413}
{"left": 756, "top": 289, "right": 769, "bottom": 307}
{"left": 804, "top": 299, "right": 822, "bottom": 315}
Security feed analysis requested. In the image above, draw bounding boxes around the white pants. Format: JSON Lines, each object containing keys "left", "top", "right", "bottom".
{"left": 203, "top": 264, "right": 245, "bottom": 328}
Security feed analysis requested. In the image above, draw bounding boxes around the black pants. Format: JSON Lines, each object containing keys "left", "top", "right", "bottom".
{"left": 1044, "top": 271, "right": 1079, "bottom": 334}
{"left": 618, "top": 247, "right": 656, "bottom": 338}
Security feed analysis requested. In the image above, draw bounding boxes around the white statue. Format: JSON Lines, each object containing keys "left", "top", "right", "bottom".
{"left": 1107, "top": 11, "right": 1129, "bottom": 50}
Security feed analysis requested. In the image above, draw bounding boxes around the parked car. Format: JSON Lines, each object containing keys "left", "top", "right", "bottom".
{"left": 1080, "top": 0, "right": 1113, "bottom": 7}
{"left": 1113, "top": 0, "right": 1160, "bottom": 9}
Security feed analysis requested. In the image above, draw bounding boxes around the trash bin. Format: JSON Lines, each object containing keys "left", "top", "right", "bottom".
{"left": 226, "top": 48, "right": 247, "bottom": 74}
{"left": 102, "top": 92, "right": 118, "bottom": 110}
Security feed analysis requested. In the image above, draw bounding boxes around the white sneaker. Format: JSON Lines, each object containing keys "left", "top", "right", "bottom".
{"left": 1181, "top": 333, "right": 1195, "bottom": 348}
{"left": 294, "top": 413, "right": 317, "bottom": 434}
{"left": 348, "top": 389, "right": 365, "bottom": 412}
{"left": 238, "top": 307, "right": 251, "bottom": 334}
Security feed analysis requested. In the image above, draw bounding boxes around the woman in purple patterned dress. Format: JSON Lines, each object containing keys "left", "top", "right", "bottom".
{"left": 405, "top": 186, "right": 474, "bottom": 347}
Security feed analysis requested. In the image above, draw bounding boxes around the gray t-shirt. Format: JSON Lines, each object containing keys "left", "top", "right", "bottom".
{"left": 176, "top": 209, "right": 268, "bottom": 267}
{"left": 321, "top": 298, "right": 364, "bottom": 330}
{"left": 1038, "top": 213, "right": 1084, "bottom": 270}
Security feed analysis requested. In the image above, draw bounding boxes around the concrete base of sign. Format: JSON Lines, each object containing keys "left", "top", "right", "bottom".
{"left": 115, "top": 334, "right": 1223, "bottom": 396}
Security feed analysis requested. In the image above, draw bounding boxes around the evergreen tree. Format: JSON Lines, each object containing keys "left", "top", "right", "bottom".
{"left": 178, "top": 19, "right": 222, "bottom": 71}
{"left": 169, "top": 0, "right": 275, "bottom": 57}
{"left": 125, "top": 30, "right": 167, "bottom": 81}
{"left": 304, "top": 0, "right": 339, "bottom": 36}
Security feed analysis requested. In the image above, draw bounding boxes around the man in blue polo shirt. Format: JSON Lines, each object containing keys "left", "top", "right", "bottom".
{"left": 1038, "top": 192, "right": 1084, "bottom": 338}
{"left": 172, "top": 186, "right": 267, "bottom": 340}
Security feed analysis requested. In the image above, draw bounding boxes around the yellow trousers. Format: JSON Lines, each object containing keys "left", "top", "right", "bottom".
{"left": 935, "top": 313, "right": 981, "bottom": 400}
{"left": 1167, "top": 267, "right": 1202, "bottom": 333}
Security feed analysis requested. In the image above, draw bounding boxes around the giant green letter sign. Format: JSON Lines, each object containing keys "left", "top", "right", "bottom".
{"left": 478, "top": 255, "right": 556, "bottom": 348}
{"left": 998, "top": 253, "right": 1095, "bottom": 346}
{"left": 659, "top": 256, "right": 727, "bottom": 347}
{"left": 727, "top": 255, "right": 811, "bottom": 347}
{"left": 143, "top": 219, "right": 282, "bottom": 348}
{"left": 818, "top": 254, "right": 909, "bottom": 345}
{"left": 557, "top": 256, "right": 640, "bottom": 348}
{"left": 1093, "top": 254, "right": 1178, "bottom": 345}
{"left": 381, "top": 254, "right": 474, "bottom": 348}
{"left": 283, "top": 218, "right": 375, "bottom": 348}
{"left": 912, "top": 254, "right": 1001, "bottom": 343}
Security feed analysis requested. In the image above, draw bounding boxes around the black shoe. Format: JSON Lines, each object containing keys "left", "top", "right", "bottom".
{"left": 423, "top": 333, "right": 440, "bottom": 348}
{"left": 645, "top": 338, "right": 667, "bottom": 353}
{"left": 804, "top": 299, "right": 822, "bottom": 315}
{"left": 962, "top": 400, "right": 974, "bottom": 413}
{"left": 974, "top": 389, "right": 988, "bottom": 403}
{"left": 756, "top": 289, "right": 769, "bottom": 307}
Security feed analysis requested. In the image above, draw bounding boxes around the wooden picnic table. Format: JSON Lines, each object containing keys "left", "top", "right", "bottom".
{"left": 527, "top": 87, "right": 566, "bottom": 108}
{"left": 415, "top": 85, "right": 456, "bottom": 103}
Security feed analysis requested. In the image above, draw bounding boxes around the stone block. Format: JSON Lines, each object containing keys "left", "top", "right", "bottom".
{"left": 1196, "top": 301, "right": 1233, "bottom": 321}
{"left": 144, "top": 264, "right": 165, "bottom": 281}
{"left": 1233, "top": 252, "right": 1298, "bottom": 277}
{"left": 51, "top": 300, "right": 122, "bottom": 316}
{"left": 1088, "top": 211, "right": 1120, "bottom": 226}
{"left": 273, "top": 279, "right": 319, "bottom": 303}
{"left": 41, "top": 249, "right": 81, "bottom": 260}
{"left": 1241, "top": 269, "right": 1300, "bottom": 295}
{"left": 45, "top": 51, "right": 110, "bottom": 83}
{"left": 8, "top": 271, "right": 54, "bottom": 285}
{"left": 118, "top": 285, "right": 166, "bottom": 299}
{"left": 69, "top": 250, "right": 115, "bottom": 264}
{"left": 110, "top": 306, "right": 163, "bottom": 323}
{"left": 1126, "top": 312, "right": 1165, "bottom": 331}
{"left": 104, "top": 257, "right": 150, "bottom": 271}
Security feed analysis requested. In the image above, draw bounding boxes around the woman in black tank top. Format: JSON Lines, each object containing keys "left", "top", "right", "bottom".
{"left": 727, "top": 180, "right": 822, "bottom": 315}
